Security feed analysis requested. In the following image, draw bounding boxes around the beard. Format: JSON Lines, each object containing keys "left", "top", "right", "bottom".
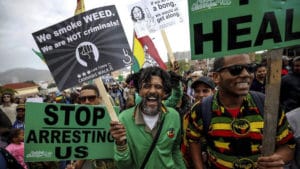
{"left": 141, "top": 94, "right": 162, "bottom": 116}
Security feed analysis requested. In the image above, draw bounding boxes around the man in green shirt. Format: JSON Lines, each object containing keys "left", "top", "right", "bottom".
{"left": 110, "top": 66, "right": 186, "bottom": 169}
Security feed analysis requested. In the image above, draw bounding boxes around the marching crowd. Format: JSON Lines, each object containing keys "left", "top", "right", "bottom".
{"left": 0, "top": 53, "right": 300, "bottom": 169}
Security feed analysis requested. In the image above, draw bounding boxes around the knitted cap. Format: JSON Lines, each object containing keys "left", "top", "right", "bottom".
{"left": 16, "top": 104, "right": 25, "bottom": 111}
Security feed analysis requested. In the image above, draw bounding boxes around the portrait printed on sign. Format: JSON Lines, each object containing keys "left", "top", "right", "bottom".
{"left": 128, "top": 2, "right": 157, "bottom": 38}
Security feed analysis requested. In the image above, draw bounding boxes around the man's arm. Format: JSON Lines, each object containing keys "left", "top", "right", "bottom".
{"left": 257, "top": 107, "right": 296, "bottom": 168}
{"left": 190, "top": 142, "right": 205, "bottom": 169}
{"left": 164, "top": 82, "right": 183, "bottom": 107}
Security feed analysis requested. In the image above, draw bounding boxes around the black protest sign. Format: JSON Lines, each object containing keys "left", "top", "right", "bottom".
{"left": 32, "top": 5, "right": 133, "bottom": 90}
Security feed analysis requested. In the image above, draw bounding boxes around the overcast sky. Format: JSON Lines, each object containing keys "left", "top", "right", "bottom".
{"left": 0, "top": 0, "right": 189, "bottom": 72}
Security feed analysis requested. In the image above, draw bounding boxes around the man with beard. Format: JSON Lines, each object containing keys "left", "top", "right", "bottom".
{"left": 187, "top": 54, "right": 295, "bottom": 169}
{"left": 110, "top": 67, "right": 186, "bottom": 169}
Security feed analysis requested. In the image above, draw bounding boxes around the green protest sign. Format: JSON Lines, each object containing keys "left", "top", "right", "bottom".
{"left": 24, "top": 102, "right": 119, "bottom": 162}
{"left": 189, "top": 0, "right": 300, "bottom": 60}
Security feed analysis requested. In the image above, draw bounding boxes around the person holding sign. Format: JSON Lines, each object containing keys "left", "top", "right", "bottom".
{"left": 66, "top": 84, "right": 115, "bottom": 169}
{"left": 110, "top": 66, "right": 186, "bottom": 169}
{"left": 186, "top": 54, "right": 295, "bottom": 169}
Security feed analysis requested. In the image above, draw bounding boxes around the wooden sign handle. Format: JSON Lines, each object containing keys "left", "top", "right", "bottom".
{"left": 262, "top": 49, "right": 283, "bottom": 156}
{"left": 94, "top": 78, "right": 119, "bottom": 122}
{"left": 161, "top": 30, "right": 176, "bottom": 67}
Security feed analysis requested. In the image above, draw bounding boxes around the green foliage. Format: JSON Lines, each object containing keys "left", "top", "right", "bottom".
{"left": 167, "top": 60, "right": 191, "bottom": 75}
{"left": 47, "top": 83, "right": 57, "bottom": 89}
{"left": 0, "top": 86, "right": 17, "bottom": 96}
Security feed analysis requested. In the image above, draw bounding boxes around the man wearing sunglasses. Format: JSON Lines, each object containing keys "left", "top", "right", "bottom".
{"left": 187, "top": 54, "right": 295, "bottom": 169}
{"left": 66, "top": 84, "right": 115, "bottom": 169}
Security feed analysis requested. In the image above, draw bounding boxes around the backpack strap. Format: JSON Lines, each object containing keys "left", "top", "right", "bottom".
{"left": 201, "top": 95, "right": 214, "bottom": 133}
{"left": 0, "top": 147, "right": 24, "bottom": 169}
{"left": 249, "top": 91, "right": 265, "bottom": 115}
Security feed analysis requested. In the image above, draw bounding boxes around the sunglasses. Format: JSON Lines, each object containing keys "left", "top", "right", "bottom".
{"left": 79, "top": 95, "right": 97, "bottom": 102}
{"left": 3, "top": 95, "right": 11, "bottom": 98}
{"left": 216, "top": 63, "right": 257, "bottom": 76}
{"left": 17, "top": 109, "right": 25, "bottom": 112}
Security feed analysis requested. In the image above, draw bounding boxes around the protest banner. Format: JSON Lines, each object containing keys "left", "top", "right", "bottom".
{"left": 24, "top": 102, "right": 119, "bottom": 162}
{"left": 189, "top": 0, "right": 300, "bottom": 157}
{"left": 128, "top": 0, "right": 182, "bottom": 67}
{"left": 143, "top": 0, "right": 183, "bottom": 32}
{"left": 128, "top": 0, "right": 182, "bottom": 38}
{"left": 128, "top": 2, "right": 157, "bottom": 38}
{"left": 189, "top": 0, "right": 300, "bottom": 59}
{"left": 32, "top": 5, "right": 133, "bottom": 91}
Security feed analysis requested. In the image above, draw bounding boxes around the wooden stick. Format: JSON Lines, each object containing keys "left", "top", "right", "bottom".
{"left": 262, "top": 48, "right": 283, "bottom": 156}
{"left": 160, "top": 30, "right": 175, "bottom": 68}
{"left": 94, "top": 78, "right": 119, "bottom": 122}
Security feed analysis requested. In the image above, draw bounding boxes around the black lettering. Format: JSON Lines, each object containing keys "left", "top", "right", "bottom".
{"left": 76, "top": 106, "right": 91, "bottom": 126}
{"left": 26, "top": 130, "right": 38, "bottom": 143}
{"left": 55, "top": 146, "right": 71, "bottom": 159}
{"left": 74, "top": 146, "right": 88, "bottom": 158}
{"left": 254, "top": 11, "right": 282, "bottom": 46}
{"left": 39, "top": 130, "right": 50, "bottom": 143}
{"left": 285, "top": 9, "right": 300, "bottom": 41}
{"left": 107, "top": 132, "right": 114, "bottom": 142}
{"left": 62, "top": 130, "right": 72, "bottom": 143}
{"left": 97, "top": 130, "right": 106, "bottom": 142}
{"left": 61, "top": 105, "right": 75, "bottom": 125}
{"left": 93, "top": 107, "right": 105, "bottom": 126}
{"left": 51, "top": 130, "right": 61, "bottom": 143}
{"left": 228, "top": 15, "right": 252, "bottom": 50}
{"left": 82, "top": 130, "right": 91, "bottom": 142}
{"left": 239, "top": 0, "right": 249, "bottom": 5}
{"left": 44, "top": 105, "right": 59, "bottom": 125}
{"left": 72, "top": 130, "right": 81, "bottom": 143}
{"left": 194, "top": 20, "right": 222, "bottom": 54}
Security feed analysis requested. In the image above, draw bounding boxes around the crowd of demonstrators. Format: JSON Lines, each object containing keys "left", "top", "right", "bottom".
{"left": 1, "top": 53, "right": 300, "bottom": 169}
{"left": 110, "top": 66, "right": 186, "bottom": 169}
{"left": 250, "top": 63, "right": 267, "bottom": 93}
{"left": 280, "top": 56, "right": 300, "bottom": 169}
{"left": 280, "top": 56, "right": 300, "bottom": 113}
{"left": 186, "top": 54, "right": 295, "bottom": 169}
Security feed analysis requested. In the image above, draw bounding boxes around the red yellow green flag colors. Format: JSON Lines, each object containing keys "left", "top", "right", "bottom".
{"left": 132, "top": 32, "right": 167, "bottom": 72}
{"left": 132, "top": 33, "right": 145, "bottom": 72}
{"left": 32, "top": 48, "right": 45, "bottom": 62}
